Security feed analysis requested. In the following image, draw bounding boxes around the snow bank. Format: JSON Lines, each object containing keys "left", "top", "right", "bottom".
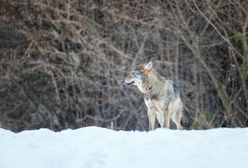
{"left": 0, "top": 127, "right": 248, "bottom": 168}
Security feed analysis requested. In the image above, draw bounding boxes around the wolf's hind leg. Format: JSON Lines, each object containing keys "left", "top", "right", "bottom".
{"left": 174, "top": 116, "right": 183, "bottom": 130}
{"left": 170, "top": 98, "right": 183, "bottom": 130}
{"left": 172, "top": 110, "right": 183, "bottom": 130}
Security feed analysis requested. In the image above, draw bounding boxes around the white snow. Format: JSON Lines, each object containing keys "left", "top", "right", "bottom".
{"left": 0, "top": 127, "right": 248, "bottom": 168}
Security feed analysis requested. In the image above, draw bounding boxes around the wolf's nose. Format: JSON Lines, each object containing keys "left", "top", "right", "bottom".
{"left": 121, "top": 80, "right": 128, "bottom": 86}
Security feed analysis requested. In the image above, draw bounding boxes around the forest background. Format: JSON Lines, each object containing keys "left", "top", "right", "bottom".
{"left": 0, "top": 0, "right": 247, "bottom": 132}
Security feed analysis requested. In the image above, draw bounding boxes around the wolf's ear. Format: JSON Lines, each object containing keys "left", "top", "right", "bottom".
{"left": 144, "top": 61, "right": 153, "bottom": 70}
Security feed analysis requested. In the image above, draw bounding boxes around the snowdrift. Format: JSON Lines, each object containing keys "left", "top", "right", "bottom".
{"left": 0, "top": 127, "right": 248, "bottom": 168}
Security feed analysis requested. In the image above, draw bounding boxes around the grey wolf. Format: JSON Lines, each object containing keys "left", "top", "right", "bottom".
{"left": 123, "top": 61, "right": 183, "bottom": 130}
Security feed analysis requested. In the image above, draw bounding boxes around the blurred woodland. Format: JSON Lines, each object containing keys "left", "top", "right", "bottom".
{"left": 0, "top": 0, "right": 247, "bottom": 132}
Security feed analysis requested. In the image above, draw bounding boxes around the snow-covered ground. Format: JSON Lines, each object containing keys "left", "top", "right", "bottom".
{"left": 0, "top": 127, "right": 248, "bottom": 168}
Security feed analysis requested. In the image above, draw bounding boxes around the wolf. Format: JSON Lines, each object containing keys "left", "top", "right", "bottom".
{"left": 123, "top": 61, "right": 183, "bottom": 130}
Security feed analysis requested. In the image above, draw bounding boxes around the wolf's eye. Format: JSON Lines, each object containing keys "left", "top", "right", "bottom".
{"left": 136, "top": 67, "right": 142, "bottom": 72}
{"left": 131, "top": 71, "right": 135, "bottom": 75}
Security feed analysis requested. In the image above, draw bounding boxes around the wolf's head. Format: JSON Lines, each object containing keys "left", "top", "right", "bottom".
{"left": 123, "top": 61, "right": 153, "bottom": 87}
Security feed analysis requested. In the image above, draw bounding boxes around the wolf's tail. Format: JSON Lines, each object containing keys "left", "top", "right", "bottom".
{"left": 180, "top": 109, "right": 192, "bottom": 129}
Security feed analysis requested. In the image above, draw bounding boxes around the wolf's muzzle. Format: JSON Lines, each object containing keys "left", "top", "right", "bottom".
{"left": 122, "top": 80, "right": 134, "bottom": 85}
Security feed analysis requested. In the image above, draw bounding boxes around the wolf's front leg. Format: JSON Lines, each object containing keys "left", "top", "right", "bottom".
{"left": 164, "top": 106, "right": 170, "bottom": 128}
{"left": 165, "top": 113, "right": 170, "bottom": 128}
{"left": 156, "top": 110, "right": 164, "bottom": 128}
{"left": 144, "top": 98, "right": 156, "bottom": 130}
{"left": 154, "top": 101, "right": 166, "bottom": 128}
{"left": 147, "top": 109, "right": 156, "bottom": 130}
